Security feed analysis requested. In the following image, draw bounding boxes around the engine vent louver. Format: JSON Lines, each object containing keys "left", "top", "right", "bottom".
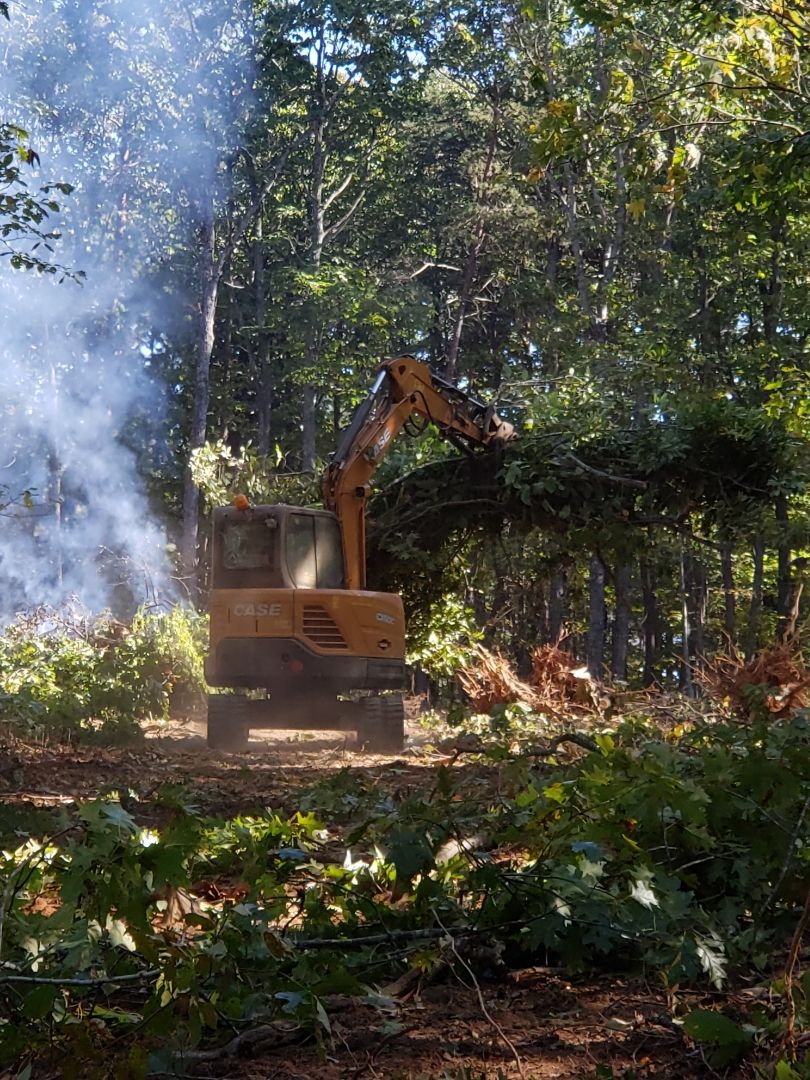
{"left": 302, "top": 605, "right": 348, "bottom": 650}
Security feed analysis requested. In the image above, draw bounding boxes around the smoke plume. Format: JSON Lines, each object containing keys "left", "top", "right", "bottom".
{"left": 0, "top": 0, "right": 252, "bottom": 618}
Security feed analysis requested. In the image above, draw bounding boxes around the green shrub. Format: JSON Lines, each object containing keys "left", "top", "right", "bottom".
{"left": 0, "top": 604, "right": 208, "bottom": 743}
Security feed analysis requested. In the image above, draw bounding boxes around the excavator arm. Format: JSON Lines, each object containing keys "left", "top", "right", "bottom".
{"left": 323, "top": 355, "right": 515, "bottom": 590}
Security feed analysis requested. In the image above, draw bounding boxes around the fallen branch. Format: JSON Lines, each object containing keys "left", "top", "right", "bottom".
{"left": 440, "top": 732, "right": 599, "bottom": 759}
{"left": 783, "top": 884, "right": 810, "bottom": 1055}
{"left": 524, "top": 732, "right": 599, "bottom": 756}
{"left": 0, "top": 969, "right": 160, "bottom": 986}
{"left": 286, "top": 925, "right": 464, "bottom": 949}
{"left": 758, "top": 791, "right": 810, "bottom": 921}
{"left": 149, "top": 993, "right": 401, "bottom": 1076}
{"left": 149, "top": 1021, "right": 302, "bottom": 1074}
{"left": 559, "top": 452, "right": 649, "bottom": 490}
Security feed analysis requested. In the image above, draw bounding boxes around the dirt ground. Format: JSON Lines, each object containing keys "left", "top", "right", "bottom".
{"left": 0, "top": 717, "right": 734, "bottom": 1079}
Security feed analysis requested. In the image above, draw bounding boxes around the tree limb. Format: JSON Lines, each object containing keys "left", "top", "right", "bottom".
{"left": 322, "top": 189, "right": 366, "bottom": 246}
{"left": 322, "top": 171, "right": 354, "bottom": 213}
{"left": 404, "top": 261, "right": 463, "bottom": 279}
{"left": 0, "top": 969, "right": 160, "bottom": 986}
{"left": 558, "top": 452, "right": 648, "bottom": 490}
{"left": 524, "top": 732, "right": 599, "bottom": 755}
{"left": 217, "top": 127, "right": 312, "bottom": 276}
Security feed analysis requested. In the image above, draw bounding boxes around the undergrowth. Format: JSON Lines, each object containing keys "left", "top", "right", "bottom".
{"left": 0, "top": 712, "right": 808, "bottom": 1076}
{"left": 0, "top": 605, "right": 207, "bottom": 743}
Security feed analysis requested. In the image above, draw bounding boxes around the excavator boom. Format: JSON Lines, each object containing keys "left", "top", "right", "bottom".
{"left": 323, "top": 355, "right": 514, "bottom": 589}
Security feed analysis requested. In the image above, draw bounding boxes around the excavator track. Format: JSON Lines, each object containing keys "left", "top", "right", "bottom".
{"left": 207, "top": 694, "right": 250, "bottom": 752}
{"left": 356, "top": 693, "right": 405, "bottom": 753}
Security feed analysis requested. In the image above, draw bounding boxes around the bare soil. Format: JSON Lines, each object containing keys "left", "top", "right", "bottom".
{"left": 0, "top": 718, "right": 731, "bottom": 1079}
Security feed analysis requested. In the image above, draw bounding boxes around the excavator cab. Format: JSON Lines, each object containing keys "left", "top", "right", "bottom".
{"left": 206, "top": 503, "right": 407, "bottom": 753}
{"left": 212, "top": 505, "right": 344, "bottom": 592}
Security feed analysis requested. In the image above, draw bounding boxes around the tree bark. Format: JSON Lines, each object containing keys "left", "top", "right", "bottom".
{"left": 487, "top": 542, "right": 509, "bottom": 646}
{"left": 611, "top": 561, "right": 631, "bottom": 682}
{"left": 639, "top": 556, "right": 659, "bottom": 686}
{"left": 686, "top": 550, "right": 707, "bottom": 676}
{"left": 301, "top": 384, "right": 317, "bottom": 473}
{"left": 745, "top": 535, "right": 765, "bottom": 660}
{"left": 587, "top": 553, "right": 606, "bottom": 680}
{"left": 47, "top": 355, "right": 63, "bottom": 591}
{"left": 548, "top": 564, "right": 567, "bottom": 645}
{"left": 679, "top": 540, "right": 694, "bottom": 695}
{"left": 181, "top": 209, "right": 218, "bottom": 577}
{"left": 252, "top": 208, "right": 273, "bottom": 456}
{"left": 776, "top": 494, "right": 792, "bottom": 636}
{"left": 444, "top": 104, "right": 499, "bottom": 381}
{"left": 301, "top": 92, "right": 326, "bottom": 473}
{"left": 720, "top": 541, "right": 736, "bottom": 645}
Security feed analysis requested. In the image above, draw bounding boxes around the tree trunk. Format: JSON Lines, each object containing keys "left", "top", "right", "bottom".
{"left": 611, "top": 560, "right": 631, "bottom": 682}
{"left": 587, "top": 553, "right": 606, "bottom": 680}
{"left": 639, "top": 556, "right": 659, "bottom": 686}
{"left": 720, "top": 541, "right": 736, "bottom": 646}
{"left": 679, "top": 541, "right": 694, "bottom": 695}
{"left": 301, "top": 384, "right": 317, "bottom": 473}
{"left": 300, "top": 42, "right": 328, "bottom": 473}
{"left": 686, "top": 550, "right": 707, "bottom": 675}
{"left": 444, "top": 107, "right": 499, "bottom": 381}
{"left": 253, "top": 211, "right": 273, "bottom": 456}
{"left": 487, "top": 543, "right": 509, "bottom": 645}
{"left": 776, "top": 494, "right": 792, "bottom": 637}
{"left": 745, "top": 535, "right": 765, "bottom": 660}
{"left": 47, "top": 360, "right": 63, "bottom": 590}
{"left": 548, "top": 564, "right": 567, "bottom": 645}
{"left": 181, "top": 210, "right": 218, "bottom": 577}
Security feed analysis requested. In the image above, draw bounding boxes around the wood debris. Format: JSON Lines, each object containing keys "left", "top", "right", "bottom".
{"left": 700, "top": 639, "right": 810, "bottom": 718}
{"left": 458, "top": 642, "right": 595, "bottom": 714}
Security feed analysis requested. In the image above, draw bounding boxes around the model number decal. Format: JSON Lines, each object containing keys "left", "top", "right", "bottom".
{"left": 375, "top": 611, "right": 395, "bottom": 625}
{"left": 234, "top": 602, "right": 282, "bottom": 617}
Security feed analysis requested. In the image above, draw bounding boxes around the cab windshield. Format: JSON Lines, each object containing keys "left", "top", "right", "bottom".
{"left": 221, "top": 521, "right": 276, "bottom": 570}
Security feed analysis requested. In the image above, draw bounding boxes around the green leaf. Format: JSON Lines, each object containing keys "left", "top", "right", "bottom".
{"left": 683, "top": 1008, "right": 752, "bottom": 1049}
{"left": 22, "top": 984, "right": 57, "bottom": 1020}
{"left": 385, "top": 828, "right": 433, "bottom": 880}
{"left": 775, "top": 1060, "right": 803, "bottom": 1080}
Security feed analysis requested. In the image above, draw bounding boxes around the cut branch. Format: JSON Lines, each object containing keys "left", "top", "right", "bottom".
{"left": 559, "top": 452, "right": 648, "bottom": 490}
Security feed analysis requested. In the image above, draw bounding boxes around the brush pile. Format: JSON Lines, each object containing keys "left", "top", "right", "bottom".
{"left": 530, "top": 643, "right": 594, "bottom": 708}
{"left": 458, "top": 642, "right": 593, "bottom": 715}
{"left": 457, "top": 644, "right": 536, "bottom": 713}
{"left": 700, "top": 638, "right": 810, "bottom": 718}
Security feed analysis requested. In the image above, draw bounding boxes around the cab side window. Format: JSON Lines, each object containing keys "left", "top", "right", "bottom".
{"left": 286, "top": 514, "right": 318, "bottom": 588}
{"left": 286, "top": 514, "right": 344, "bottom": 589}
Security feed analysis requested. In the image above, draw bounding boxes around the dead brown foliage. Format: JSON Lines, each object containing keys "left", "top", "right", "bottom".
{"left": 530, "top": 643, "right": 593, "bottom": 708}
{"left": 458, "top": 642, "right": 594, "bottom": 714}
{"left": 457, "top": 644, "right": 537, "bottom": 713}
{"left": 700, "top": 639, "right": 810, "bottom": 718}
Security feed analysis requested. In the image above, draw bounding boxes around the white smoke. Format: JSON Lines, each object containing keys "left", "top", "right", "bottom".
{"left": 0, "top": 0, "right": 253, "bottom": 618}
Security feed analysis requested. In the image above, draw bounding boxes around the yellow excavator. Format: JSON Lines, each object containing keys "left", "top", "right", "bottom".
{"left": 205, "top": 355, "right": 514, "bottom": 751}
